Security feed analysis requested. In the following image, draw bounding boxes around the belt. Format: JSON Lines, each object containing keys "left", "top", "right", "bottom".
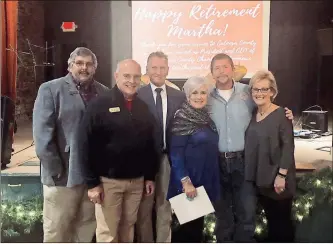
{"left": 220, "top": 151, "right": 244, "bottom": 159}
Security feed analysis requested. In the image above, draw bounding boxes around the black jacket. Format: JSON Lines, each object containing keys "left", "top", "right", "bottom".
{"left": 78, "top": 86, "right": 159, "bottom": 189}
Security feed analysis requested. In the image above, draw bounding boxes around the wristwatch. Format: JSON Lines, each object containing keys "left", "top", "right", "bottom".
{"left": 277, "top": 172, "right": 287, "bottom": 179}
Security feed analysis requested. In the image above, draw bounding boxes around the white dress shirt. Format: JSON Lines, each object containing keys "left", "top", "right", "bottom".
{"left": 150, "top": 83, "right": 168, "bottom": 149}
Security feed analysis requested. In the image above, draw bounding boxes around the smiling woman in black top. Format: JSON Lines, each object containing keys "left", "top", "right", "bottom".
{"left": 244, "top": 69, "right": 296, "bottom": 242}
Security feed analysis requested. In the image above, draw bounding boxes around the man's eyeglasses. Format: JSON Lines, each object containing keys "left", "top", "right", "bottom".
{"left": 74, "top": 61, "right": 94, "bottom": 68}
{"left": 251, "top": 88, "right": 270, "bottom": 94}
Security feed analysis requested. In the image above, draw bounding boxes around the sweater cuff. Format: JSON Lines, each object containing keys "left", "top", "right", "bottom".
{"left": 86, "top": 178, "right": 101, "bottom": 189}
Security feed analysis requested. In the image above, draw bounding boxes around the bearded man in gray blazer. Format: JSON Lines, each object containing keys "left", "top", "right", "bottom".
{"left": 33, "top": 47, "right": 109, "bottom": 242}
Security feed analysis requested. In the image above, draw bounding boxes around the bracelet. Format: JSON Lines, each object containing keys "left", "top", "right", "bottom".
{"left": 277, "top": 172, "right": 287, "bottom": 178}
{"left": 181, "top": 176, "right": 191, "bottom": 184}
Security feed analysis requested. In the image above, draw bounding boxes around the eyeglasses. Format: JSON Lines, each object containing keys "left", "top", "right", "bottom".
{"left": 74, "top": 61, "right": 94, "bottom": 68}
{"left": 251, "top": 88, "right": 270, "bottom": 94}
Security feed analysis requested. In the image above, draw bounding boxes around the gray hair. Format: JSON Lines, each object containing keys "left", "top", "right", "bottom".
{"left": 67, "top": 47, "right": 98, "bottom": 68}
{"left": 146, "top": 51, "right": 168, "bottom": 66}
{"left": 183, "top": 76, "right": 209, "bottom": 98}
{"left": 249, "top": 69, "right": 279, "bottom": 100}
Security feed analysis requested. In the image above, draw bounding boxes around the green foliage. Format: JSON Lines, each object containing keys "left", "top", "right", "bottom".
{"left": 2, "top": 168, "right": 332, "bottom": 242}
{"left": 202, "top": 167, "right": 333, "bottom": 242}
{"left": 1, "top": 195, "right": 43, "bottom": 240}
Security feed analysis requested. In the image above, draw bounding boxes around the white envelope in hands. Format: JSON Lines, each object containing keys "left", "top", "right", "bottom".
{"left": 169, "top": 186, "right": 215, "bottom": 225}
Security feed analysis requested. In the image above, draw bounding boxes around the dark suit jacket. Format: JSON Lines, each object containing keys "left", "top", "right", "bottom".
{"left": 33, "top": 74, "right": 109, "bottom": 187}
{"left": 137, "top": 84, "right": 186, "bottom": 152}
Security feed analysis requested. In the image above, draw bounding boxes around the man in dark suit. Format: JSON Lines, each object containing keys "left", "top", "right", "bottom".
{"left": 33, "top": 47, "right": 109, "bottom": 242}
{"left": 136, "top": 51, "right": 186, "bottom": 242}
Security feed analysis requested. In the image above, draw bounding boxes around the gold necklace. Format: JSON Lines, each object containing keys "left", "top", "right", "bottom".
{"left": 258, "top": 103, "right": 272, "bottom": 116}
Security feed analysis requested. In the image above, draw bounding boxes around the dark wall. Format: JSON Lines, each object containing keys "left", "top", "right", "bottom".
{"left": 44, "top": 1, "right": 332, "bottom": 114}
{"left": 318, "top": 0, "right": 333, "bottom": 112}
{"left": 268, "top": 1, "right": 332, "bottom": 114}
{"left": 16, "top": 1, "right": 45, "bottom": 121}
{"left": 268, "top": 1, "right": 319, "bottom": 114}
{"left": 44, "top": 1, "right": 112, "bottom": 87}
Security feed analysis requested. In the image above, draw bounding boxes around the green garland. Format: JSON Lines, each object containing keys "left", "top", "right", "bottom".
{"left": 1, "top": 167, "right": 332, "bottom": 242}
{"left": 1, "top": 195, "right": 43, "bottom": 240}
{"left": 203, "top": 167, "right": 333, "bottom": 242}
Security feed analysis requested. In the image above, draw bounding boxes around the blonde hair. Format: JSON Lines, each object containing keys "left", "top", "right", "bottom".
{"left": 146, "top": 51, "right": 168, "bottom": 65}
{"left": 249, "top": 69, "right": 278, "bottom": 100}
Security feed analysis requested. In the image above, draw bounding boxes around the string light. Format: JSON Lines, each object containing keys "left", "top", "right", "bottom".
{"left": 296, "top": 214, "right": 304, "bottom": 221}
{"left": 2, "top": 168, "right": 332, "bottom": 241}
{"left": 255, "top": 226, "right": 262, "bottom": 234}
{"left": 209, "top": 223, "right": 215, "bottom": 233}
{"left": 305, "top": 202, "right": 311, "bottom": 209}
{"left": 16, "top": 205, "right": 23, "bottom": 211}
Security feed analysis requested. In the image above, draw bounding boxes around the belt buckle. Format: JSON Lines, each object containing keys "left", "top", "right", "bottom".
{"left": 224, "top": 152, "right": 232, "bottom": 159}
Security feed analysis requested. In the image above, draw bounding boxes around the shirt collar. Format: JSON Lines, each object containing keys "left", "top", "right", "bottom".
{"left": 212, "top": 80, "right": 241, "bottom": 99}
{"left": 70, "top": 73, "right": 95, "bottom": 90}
{"left": 150, "top": 82, "right": 166, "bottom": 93}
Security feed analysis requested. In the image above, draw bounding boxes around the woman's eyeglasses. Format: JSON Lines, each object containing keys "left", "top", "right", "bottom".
{"left": 251, "top": 88, "right": 270, "bottom": 94}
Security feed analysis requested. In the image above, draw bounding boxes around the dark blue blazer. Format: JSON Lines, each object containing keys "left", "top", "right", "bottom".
{"left": 137, "top": 84, "right": 186, "bottom": 151}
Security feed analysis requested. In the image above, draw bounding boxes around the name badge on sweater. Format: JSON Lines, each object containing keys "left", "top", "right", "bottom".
{"left": 109, "top": 107, "right": 120, "bottom": 113}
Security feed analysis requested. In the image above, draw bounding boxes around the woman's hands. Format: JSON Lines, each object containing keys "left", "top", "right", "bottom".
{"left": 181, "top": 177, "right": 197, "bottom": 199}
{"left": 274, "top": 168, "right": 288, "bottom": 194}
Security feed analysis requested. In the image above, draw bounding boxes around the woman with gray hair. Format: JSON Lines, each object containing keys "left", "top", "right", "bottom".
{"left": 244, "top": 69, "right": 296, "bottom": 242}
{"left": 167, "top": 76, "right": 220, "bottom": 242}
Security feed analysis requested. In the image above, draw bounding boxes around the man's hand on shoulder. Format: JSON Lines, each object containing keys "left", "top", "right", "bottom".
{"left": 284, "top": 107, "right": 294, "bottom": 121}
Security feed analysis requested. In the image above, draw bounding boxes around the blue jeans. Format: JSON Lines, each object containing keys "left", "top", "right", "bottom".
{"left": 213, "top": 155, "right": 257, "bottom": 242}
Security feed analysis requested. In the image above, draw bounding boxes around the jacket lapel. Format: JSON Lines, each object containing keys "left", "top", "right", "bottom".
{"left": 165, "top": 86, "right": 175, "bottom": 130}
{"left": 95, "top": 82, "right": 107, "bottom": 95}
{"left": 143, "top": 85, "right": 159, "bottom": 121}
{"left": 64, "top": 74, "right": 85, "bottom": 110}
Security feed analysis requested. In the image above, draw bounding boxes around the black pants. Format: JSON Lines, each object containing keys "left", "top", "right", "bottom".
{"left": 172, "top": 217, "right": 204, "bottom": 243}
{"left": 259, "top": 194, "right": 294, "bottom": 242}
{"left": 214, "top": 156, "right": 256, "bottom": 242}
